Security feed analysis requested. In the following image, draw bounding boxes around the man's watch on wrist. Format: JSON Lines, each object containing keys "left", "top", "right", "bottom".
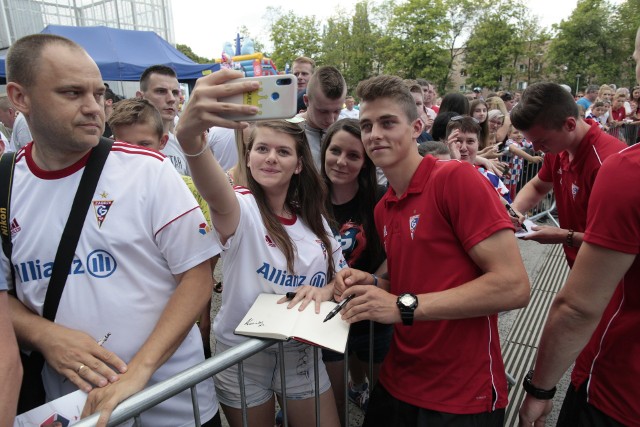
{"left": 396, "top": 293, "right": 418, "bottom": 326}
{"left": 522, "top": 370, "right": 556, "bottom": 400}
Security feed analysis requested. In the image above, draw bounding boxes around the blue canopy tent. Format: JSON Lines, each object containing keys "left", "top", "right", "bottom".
{"left": 0, "top": 25, "right": 219, "bottom": 83}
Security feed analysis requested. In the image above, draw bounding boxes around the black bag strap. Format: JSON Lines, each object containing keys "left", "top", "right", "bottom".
{"left": 0, "top": 151, "right": 18, "bottom": 287}
{"left": 42, "top": 138, "right": 113, "bottom": 321}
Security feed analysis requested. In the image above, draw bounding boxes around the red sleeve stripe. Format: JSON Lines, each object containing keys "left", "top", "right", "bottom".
{"left": 154, "top": 206, "right": 200, "bottom": 238}
{"left": 112, "top": 142, "right": 166, "bottom": 161}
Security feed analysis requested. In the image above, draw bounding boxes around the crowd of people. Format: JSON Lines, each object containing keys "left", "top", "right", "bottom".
{"left": 0, "top": 26, "right": 639, "bottom": 427}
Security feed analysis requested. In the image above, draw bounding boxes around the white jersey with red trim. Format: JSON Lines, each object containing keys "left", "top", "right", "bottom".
{"left": 1, "top": 142, "right": 220, "bottom": 426}
{"left": 213, "top": 187, "right": 346, "bottom": 346}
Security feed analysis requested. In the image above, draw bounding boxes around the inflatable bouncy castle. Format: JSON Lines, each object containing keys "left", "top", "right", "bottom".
{"left": 216, "top": 35, "right": 278, "bottom": 76}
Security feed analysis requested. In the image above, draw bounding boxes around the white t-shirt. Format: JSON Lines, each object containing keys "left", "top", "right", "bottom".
{"left": 0, "top": 129, "right": 8, "bottom": 153}
{"left": 207, "top": 127, "right": 239, "bottom": 171}
{"left": 213, "top": 187, "right": 346, "bottom": 346}
{"left": 339, "top": 108, "right": 360, "bottom": 119}
{"left": 10, "top": 113, "right": 32, "bottom": 151}
{"left": 161, "top": 132, "right": 191, "bottom": 176}
{"left": 1, "top": 142, "right": 220, "bottom": 426}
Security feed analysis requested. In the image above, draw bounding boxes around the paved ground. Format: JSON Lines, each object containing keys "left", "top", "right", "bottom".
{"left": 211, "top": 233, "right": 570, "bottom": 426}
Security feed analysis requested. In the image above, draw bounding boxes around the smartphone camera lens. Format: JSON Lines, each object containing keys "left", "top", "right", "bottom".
{"left": 276, "top": 78, "right": 292, "bottom": 86}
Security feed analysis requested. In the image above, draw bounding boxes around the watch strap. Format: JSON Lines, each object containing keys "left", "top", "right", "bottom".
{"left": 522, "top": 370, "right": 556, "bottom": 400}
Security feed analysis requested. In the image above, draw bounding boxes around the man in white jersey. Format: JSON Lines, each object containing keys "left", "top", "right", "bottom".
{"left": 3, "top": 34, "right": 221, "bottom": 426}
{"left": 137, "top": 65, "right": 190, "bottom": 176}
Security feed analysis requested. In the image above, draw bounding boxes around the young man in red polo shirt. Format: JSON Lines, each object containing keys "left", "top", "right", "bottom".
{"left": 333, "top": 75, "right": 530, "bottom": 426}
{"left": 518, "top": 25, "right": 640, "bottom": 427}
{"left": 510, "top": 82, "right": 626, "bottom": 267}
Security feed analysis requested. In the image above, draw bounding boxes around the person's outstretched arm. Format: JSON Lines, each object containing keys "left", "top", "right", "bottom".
{"left": 175, "top": 70, "right": 259, "bottom": 243}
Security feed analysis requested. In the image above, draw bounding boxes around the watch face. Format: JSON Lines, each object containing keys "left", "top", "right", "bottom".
{"left": 399, "top": 294, "right": 416, "bottom": 307}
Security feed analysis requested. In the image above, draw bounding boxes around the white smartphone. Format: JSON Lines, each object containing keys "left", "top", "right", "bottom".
{"left": 219, "top": 75, "right": 298, "bottom": 121}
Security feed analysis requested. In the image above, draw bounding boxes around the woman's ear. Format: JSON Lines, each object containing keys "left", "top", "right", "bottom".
{"left": 295, "top": 158, "right": 303, "bottom": 174}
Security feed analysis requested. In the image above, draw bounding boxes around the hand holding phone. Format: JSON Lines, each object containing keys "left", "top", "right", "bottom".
{"left": 218, "top": 75, "right": 299, "bottom": 121}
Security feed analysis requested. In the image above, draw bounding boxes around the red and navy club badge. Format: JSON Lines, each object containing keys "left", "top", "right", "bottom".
{"left": 93, "top": 192, "right": 113, "bottom": 228}
{"left": 409, "top": 214, "right": 420, "bottom": 240}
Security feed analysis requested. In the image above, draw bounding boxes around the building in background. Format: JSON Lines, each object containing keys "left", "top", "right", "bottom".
{"left": 0, "top": 0, "right": 174, "bottom": 52}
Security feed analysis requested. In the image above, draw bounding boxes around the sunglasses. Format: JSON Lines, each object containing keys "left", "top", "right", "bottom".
{"left": 451, "top": 115, "right": 480, "bottom": 124}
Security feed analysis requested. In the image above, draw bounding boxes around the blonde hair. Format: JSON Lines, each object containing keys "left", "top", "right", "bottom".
{"left": 486, "top": 96, "right": 508, "bottom": 116}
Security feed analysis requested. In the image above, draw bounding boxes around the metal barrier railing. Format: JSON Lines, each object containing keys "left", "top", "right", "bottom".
{"left": 606, "top": 123, "right": 639, "bottom": 146}
{"left": 74, "top": 338, "right": 276, "bottom": 427}
{"left": 73, "top": 333, "right": 366, "bottom": 427}
{"left": 498, "top": 151, "right": 558, "bottom": 226}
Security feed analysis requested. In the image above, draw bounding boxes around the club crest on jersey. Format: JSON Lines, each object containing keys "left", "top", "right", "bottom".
{"left": 316, "top": 239, "right": 327, "bottom": 260}
{"left": 93, "top": 200, "right": 113, "bottom": 228}
{"left": 571, "top": 183, "right": 579, "bottom": 200}
{"left": 265, "top": 235, "right": 276, "bottom": 247}
{"left": 409, "top": 214, "right": 420, "bottom": 240}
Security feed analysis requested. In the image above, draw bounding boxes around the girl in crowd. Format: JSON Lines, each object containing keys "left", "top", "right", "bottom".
{"left": 501, "top": 126, "right": 542, "bottom": 197}
{"left": 597, "top": 84, "right": 615, "bottom": 127}
{"left": 438, "top": 93, "right": 470, "bottom": 115}
{"left": 631, "top": 86, "right": 640, "bottom": 119}
{"left": 486, "top": 96, "right": 511, "bottom": 143}
{"left": 487, "top": 109, "right": 506, "bottom": 147}
{"left": 319, "top": 119, "right": 391, "bottom": 424}
{"left": 469, "top": 99, "right": 491, "bottom": 151}
{"left": 177, "top": 114, "right": 343, "bottom": 427}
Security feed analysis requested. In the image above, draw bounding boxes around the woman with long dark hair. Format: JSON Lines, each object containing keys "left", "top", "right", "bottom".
{"left": 178, "top": 114, "right": 343, "bottom": 427}
{"left": 319, "top": 119, "right": 391, "bottom": 423}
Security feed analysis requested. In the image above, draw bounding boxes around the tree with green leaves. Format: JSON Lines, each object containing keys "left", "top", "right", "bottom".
{"left": 464, "top": 11, "right": 519, "bottom": 91}
{"left": 614, "top": 0, "right": 640, "bottom": 88}
{"left": 318, "top": 1, "right": 377, "bottom": 93}
{"left": 439, "top": 0, "right": 490, "bottom": 92}
{"left": 345, "top": 2, "right": 376, "bottom": 92}
{"left": 176, "top": 44, "right": 212, "bottom": 64}
{"left": 377, "top": 0, "right": 450, "bottom": 82}
{"left": 269, "top": 9, "right": 322, "bottom": 71}
{"left": 547, "top": 0, "right": 624, "bottom": 88}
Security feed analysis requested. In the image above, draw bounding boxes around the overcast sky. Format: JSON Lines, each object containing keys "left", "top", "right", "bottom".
{"left": 172, "top": 0, "right": 623, "bottom": 60}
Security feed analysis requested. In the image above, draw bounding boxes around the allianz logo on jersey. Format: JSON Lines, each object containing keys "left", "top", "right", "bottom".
{"left": 256, "top": 262, "right": 326, "bottom": 288}
{"left": 14, "top": 250, "right": 117, "bottom": 283}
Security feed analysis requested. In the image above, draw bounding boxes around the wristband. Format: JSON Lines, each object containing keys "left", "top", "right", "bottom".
{"left": 566, "top": 229, "right": 574, "bottom": 248}
{"left": 182, "top": 139, "right": 209, "bottom": 158}
{"left": 371, "top": 274, "right": 378, "bottom": 287}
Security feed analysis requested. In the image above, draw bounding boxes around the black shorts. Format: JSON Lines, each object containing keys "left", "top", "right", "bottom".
{"left": 557, "top": 381, "right": 626, "bottom": 427}
{"left": 363, "top": 383, "right": 504, "bottom": 427}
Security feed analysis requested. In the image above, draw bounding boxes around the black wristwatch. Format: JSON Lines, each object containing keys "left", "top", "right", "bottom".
{"left": 522, "top": 370, "right": 556, "bottom": 400}
{"left": 396, "top": 293, "right": 418, "bottom": 326}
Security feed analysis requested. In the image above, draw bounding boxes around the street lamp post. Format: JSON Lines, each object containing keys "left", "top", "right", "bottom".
{"left": 575, "top": 73, "right": 581, "bottom": 95}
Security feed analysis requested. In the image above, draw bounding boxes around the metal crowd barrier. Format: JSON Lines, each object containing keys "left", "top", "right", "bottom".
{"left": 74, "top": 328, "right": 372, "bottom": 427}
{"left": 74, "top": 338, "right": 276, "bottom": 427}
{"left": 499, "top": 151, "right": 558, "bottom": 226}
{"left": 607, "top": 122, "right": 639, "bottom": 146}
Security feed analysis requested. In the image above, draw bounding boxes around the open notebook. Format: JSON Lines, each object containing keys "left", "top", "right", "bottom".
{"left": 235, "top": 293, "right": 351, "bottom": 353}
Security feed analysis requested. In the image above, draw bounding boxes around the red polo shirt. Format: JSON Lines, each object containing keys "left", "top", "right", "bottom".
{"left": 537, "top": 120, "right": 625, "bottom": 266}
{"left": 571, "top": 144, "right": 640, "bottom": 426}
{"left": 376, "top": 155, "right": 513, "bottom": 414}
